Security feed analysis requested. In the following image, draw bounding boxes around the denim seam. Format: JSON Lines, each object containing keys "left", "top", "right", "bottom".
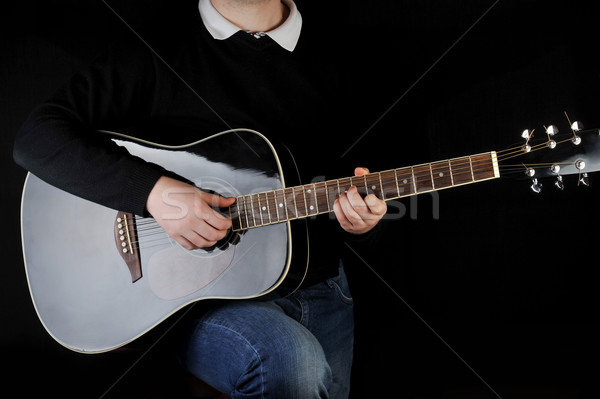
{"left": 326, "top": 278, "right": 353, "bottom": 305}
{"left": 295, "top": 293, "right": 309, "bottom": 327}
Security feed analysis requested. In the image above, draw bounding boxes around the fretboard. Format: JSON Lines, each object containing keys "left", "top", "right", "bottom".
{"left": 230, "top": 151, "right": 499, "bottom": 231}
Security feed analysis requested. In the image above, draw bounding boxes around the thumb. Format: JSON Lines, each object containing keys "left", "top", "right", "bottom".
{"left": 354, "top": 167, "right": 370, "bottom": 177}
{"left": 203, "top": 192, "right": 236, "bottom": 208}
{"left": 216, "top": 195, "right": 236, "bottom": 207}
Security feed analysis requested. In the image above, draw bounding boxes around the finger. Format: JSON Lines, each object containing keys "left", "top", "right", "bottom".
{"left": 184, "top": 222, "right": 224, "bottom": 249}
{"left": 333, "top": 196, "right": 354, "bottom": 230}
{"left": 364, "top": 193, "right": 387, "bottom": 216}
{"left": 200, "top": 192, "right": 236, "bottom": 211}
{"left": 214, "top": 195, "right": 237, "bottom": 208}
{"left": 345, "top": 186, "right": 371, "bottom": 217}
{"left": 333, "top": 195, "right": 361, "bottom": 232}
{"left": 174, "top": 232, "right": 214, "bottom": 251}
{"left": 338, "top": 189, "right": 364, "bottom": 225}
{"left": 354, "top": 167, "right": 370, "bottom": 177}
{"left": 197, "top": 193, "right": 233, "bottom": 230}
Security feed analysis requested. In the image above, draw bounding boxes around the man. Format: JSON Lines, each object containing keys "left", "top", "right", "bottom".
{"left": 14, "top": 0, "right": 387, "bottom": 397}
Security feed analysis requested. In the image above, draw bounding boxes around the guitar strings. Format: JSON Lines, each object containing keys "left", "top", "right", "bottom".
{"left": 117, "top": 132, "right": 582, "bottom": 244}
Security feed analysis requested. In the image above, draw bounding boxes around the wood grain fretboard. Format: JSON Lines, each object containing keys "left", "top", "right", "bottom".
{"left": 230, "top": 152, "right": 499, "bottom": 231}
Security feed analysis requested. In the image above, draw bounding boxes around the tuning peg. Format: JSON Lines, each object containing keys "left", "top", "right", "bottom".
{"left": 542, "top": 126, "right": 557, "bottom": 148}
{"left": 571, "top": 121, "right": 584, "bottom": 131}
{"left": 554, "top": 175, "right": 565, "bottom": 190}
{"left": 525, "top": 167, "right": 536, "bottom": 177}
{"left": 530, "top": 178, "right": 542, "bottom": 193}
{"left": 569, "top": 121, "right": 583, "bottom": 145}
{"left": 521, "top": 129, "right": 533, "bottom": 152}
{"left": 580, "top": 172, "right": 590, "bottom": 187}
{"left": 546, "top": 125, "right": 559, "bottom": 135}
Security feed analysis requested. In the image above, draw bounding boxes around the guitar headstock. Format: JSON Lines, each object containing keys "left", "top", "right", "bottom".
{"left": 499, "top": 119, "right": 600, "bottom": 193}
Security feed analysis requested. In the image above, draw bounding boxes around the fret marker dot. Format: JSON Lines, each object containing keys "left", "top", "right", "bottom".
{"left": 279, "top": 203, "right": 283, "bottom": 207}
{"left": 307, "top": 189, "right": 312, "bottom": 193}
{"left": 403, "top": 179, "right": 408, "bottom": 184}
{"left": 439, "top": 172, "right": 444, "bottom": 177}
{"left": 262, "top": 206, "right": 266, "bottom": 211}
{"left": 309, "top": 205, "right": 314, "bottom": 210}
{"left": 371, "top": 185, "right": 376, "bottom": 190}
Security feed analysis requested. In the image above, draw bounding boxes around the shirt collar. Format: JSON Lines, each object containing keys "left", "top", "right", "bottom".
{"left": 198, "top": 0, "right": 302, "bottom": 52}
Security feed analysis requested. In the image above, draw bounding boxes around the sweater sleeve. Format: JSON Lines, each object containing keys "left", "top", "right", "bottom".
{"left": 13, "top": 44, "right": 166, "bottom": 216}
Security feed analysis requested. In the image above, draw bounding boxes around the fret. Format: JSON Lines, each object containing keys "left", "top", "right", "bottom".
{"left": 447, "top": 160, "right": 455, "bottom": 185}
{"left": 241, "top": 195, "right": 250, "bottom": 229}
{"left": 314, "top": 182, "right": 329, "bottom": 213}
{"left": 468, "top": 156, "right": 475, "bottom": 181}
{"left": 251, "top": 193, "right": 263, "bottom": 226}
{"left": 337, "top": 177, "right": 352, "bottom": 196}
{"left": 305, "top": 184, "right": 319, "bottom": 216}
{"left": 395, "top": 167, "right": 414, "bottom": 197}
{"left": 325, "top": 180, "right": 338, "bottom": 210}
{"left": 258, "top": 192, "right": 271, "bottom": 225}
{"left": 380, "top": 170, "right": 399, "bottom": 199}
{"left": 265, "top": 191, "right": 278, "bottom": 223}
{"left": 254, "top": 193, "right": 263, "bottom": 226}
{"left": 350, "top": 175, "right": 368, "bottom": 197}
{"left": 284, "top": 187, "right": 297, "bottom": 219}
{"left": 274, "top": 189, "right": 287, "bottom": 221}
{"left": 449, "top": 156, "right": 473, "bottom": 185}
{"left": 365, "top": 173, "right": 383, "bottom": 199}
{"left": 230, "top": 199, "right": 242, "bottom": 231}
{"left": 294, "top": 186, "right": 308, "bottom": 218}
{"left": 243, "top": 195, "right": 255, "bottom": 228}
{"left": 429, "top": 164, "right": 436, "bottom": 190}
{"left": 430, "top": 161, "right": 453, "bottom": 190}
{"left": 413, "top": 164, "right": 434, "bottom": 193}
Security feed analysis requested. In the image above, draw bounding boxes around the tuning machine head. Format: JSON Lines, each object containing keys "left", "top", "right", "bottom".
{"left": 521, "top": 129, "right": 533, "bottom": 152}
{"left": 543, "top": 125, "right": 558, "bottom": 148}
{"left": 570, "top": 120, "right": 584, "bottom": 145}
{"left": 554, "top": 175, "right": 565, "bottom": 190}
{"left": 580, "top": 172, "right": 590, "bottom": 187}
{"left": 571, "top": 121, "right": 584, "bottom": 131}
{"left": 530, "top": 178, "right": 542, "bottom": 193}
{"left": 546, "top": 125, "right": 559, "bottom": 135}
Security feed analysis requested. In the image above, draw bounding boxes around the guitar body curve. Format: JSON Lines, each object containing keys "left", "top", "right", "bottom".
{"left": 21, "top": 129, "right": 308, "bottom": 353}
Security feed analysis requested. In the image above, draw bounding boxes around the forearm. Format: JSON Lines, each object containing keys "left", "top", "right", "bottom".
{"left": 14, "top": 102, "right": 163, "bottom": 215}
{"left": 13, "top": 45, "right": 163, "bottom": 216}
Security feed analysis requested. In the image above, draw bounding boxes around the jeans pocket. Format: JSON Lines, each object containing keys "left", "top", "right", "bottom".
{"left": 327, "top": 278, "right": 353, "bottom": 305}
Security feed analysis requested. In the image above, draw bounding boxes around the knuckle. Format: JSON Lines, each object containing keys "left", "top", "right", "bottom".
{"left": 180, "top": 240, "right": 195, "bottom": 250}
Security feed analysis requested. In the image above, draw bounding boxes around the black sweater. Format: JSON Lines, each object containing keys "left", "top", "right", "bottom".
{"left": 14, "top": 8, "right": 378, "bottom": 285}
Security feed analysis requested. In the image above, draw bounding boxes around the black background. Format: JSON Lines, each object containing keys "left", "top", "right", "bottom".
{"left": 2, "top": 0, "right": 600, "bottom": 397}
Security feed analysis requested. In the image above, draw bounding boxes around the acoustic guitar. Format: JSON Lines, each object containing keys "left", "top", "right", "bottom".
{"left": 20, "top": 123, "right": 600, "bottom": 353}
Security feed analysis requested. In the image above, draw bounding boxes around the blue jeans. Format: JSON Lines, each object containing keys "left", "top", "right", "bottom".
{"left": 178, "top": 262, "right": 354, "bottom": 399}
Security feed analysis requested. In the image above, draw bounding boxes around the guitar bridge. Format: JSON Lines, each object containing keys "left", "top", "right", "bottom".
{"left": 114, "top": 212, "right": 142, "bottom": 283}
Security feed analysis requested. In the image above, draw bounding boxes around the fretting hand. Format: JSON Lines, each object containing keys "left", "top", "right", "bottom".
{"left": 333, "top": 167, "right": 387, "bottom": 235}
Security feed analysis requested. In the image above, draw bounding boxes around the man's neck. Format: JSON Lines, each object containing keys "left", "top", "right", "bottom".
{"left": 210, "top": 0, "right": 289, "bottom": 33}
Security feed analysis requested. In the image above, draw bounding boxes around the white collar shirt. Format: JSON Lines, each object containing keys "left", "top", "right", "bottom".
{"left": 198, "top": 0, "right": 302, "bottom": 52}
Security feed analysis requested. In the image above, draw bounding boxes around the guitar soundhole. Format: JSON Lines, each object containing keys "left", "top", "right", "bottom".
{"left": 202, "top": 228, "right": 244, "bottom": 253}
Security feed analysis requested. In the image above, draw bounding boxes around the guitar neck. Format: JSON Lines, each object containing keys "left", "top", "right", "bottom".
{"left": 230, "top": 151, "right": 500, "bottom": 231}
